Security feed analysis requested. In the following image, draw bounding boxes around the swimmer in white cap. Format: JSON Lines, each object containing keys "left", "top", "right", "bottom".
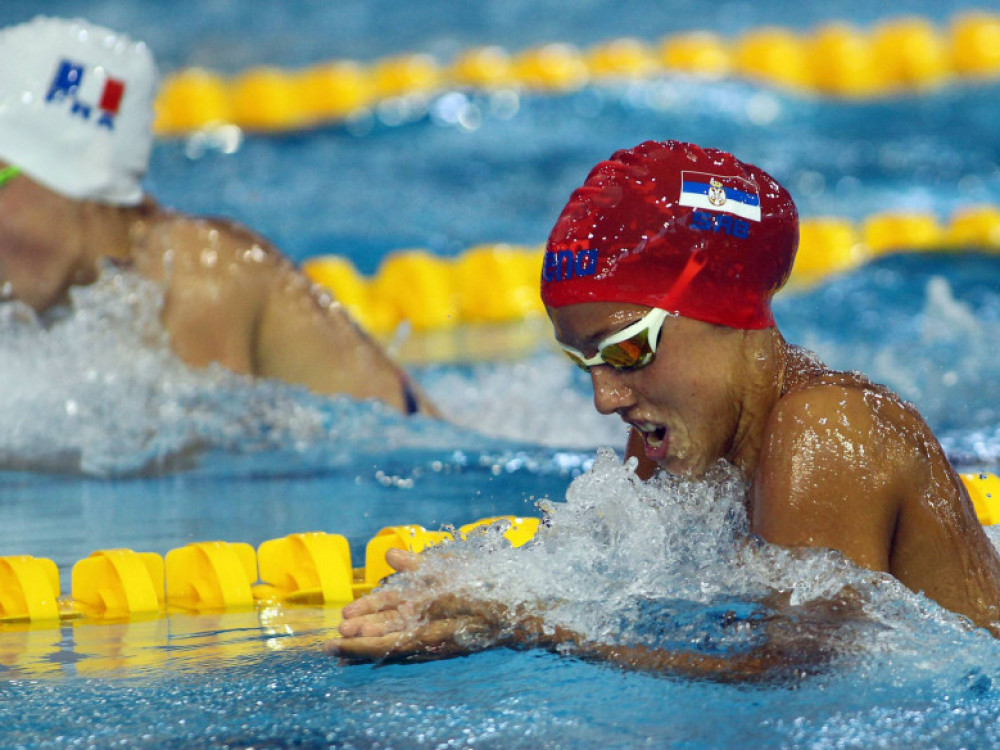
{"left": 0, "top": 16, "right": 436, "bottom": 416}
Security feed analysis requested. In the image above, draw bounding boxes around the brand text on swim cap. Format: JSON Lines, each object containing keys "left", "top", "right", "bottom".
{"left": 542, "top": 249, "right": 599, "bottom": 282}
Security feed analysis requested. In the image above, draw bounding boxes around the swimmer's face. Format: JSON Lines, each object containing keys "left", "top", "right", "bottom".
{"left": 0, "top": 166, "right": 82, "bottom": 310}
{"left": 548, "top": 301, "right": 749, "bottom": 477}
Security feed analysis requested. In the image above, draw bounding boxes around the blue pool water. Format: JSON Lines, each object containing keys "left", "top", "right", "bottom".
{"left": 2, "top": 1, "right": 1000, "bottom": 748}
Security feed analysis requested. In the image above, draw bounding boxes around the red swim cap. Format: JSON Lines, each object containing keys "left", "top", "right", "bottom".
{"left": 540, "top": 140, "right": 798, "bottom": 329}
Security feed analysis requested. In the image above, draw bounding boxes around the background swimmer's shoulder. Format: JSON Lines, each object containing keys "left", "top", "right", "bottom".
{"left": 137, "top": 210, "right": 285, "bottom": 281}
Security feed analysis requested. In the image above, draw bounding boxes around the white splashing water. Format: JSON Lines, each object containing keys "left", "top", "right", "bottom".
{"left": 0, "top": 267, "right": 455, "bottom": 475}
{"left": 388, "top": 449, "right": 993, "bottom": 661}
{"left": 797, "top": 276, "right": 1000, "bottom": 465}
{"left": 425, "top": 356, "right": 625, "bottom": 449}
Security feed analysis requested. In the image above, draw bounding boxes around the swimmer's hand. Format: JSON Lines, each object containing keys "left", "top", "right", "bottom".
{"left": 326, "top": 550, "right": 853, "bottom": 680}
{"left": 325, "top": 548, "right": 521, "bottom": 662}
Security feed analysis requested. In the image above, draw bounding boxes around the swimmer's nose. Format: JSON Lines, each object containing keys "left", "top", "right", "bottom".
{"left": 590, "top": 366, "right": 635, "bottom": 415}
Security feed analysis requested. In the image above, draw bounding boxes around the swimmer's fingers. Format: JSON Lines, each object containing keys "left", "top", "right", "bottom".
{"left": 338, "top": 609, "right": 408, "bottom": 639}
{"left": 384, "top": 547, "right": 421, "bottom": 572}
{"left": 338, "top": 592, "right": 478, "bottom": 639}
{"left": 340, "top": 590, "right": 404, "bottom": 619}
{"left": 326, "top": 616, "right": 494, "bottom": 663}
{"left": 325, "top": 633, "right": 399, "bottom": 661}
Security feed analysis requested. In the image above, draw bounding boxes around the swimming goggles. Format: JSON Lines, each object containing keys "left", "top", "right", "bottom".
{"left": 0, "top": 165, "right": 20, "bottom": 190}
{"left": 561, "top": 307, "right": 669, "bottom": 372}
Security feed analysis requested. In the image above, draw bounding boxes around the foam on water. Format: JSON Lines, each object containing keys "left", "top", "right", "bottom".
{"left": 426, "top": 357, "right": 625, "bottom": 449}
{"left": 383, "top": 449, "right": 999, "bottom": 675}
{"left": 0, "top": 266, "right": 485, "bottom": 476}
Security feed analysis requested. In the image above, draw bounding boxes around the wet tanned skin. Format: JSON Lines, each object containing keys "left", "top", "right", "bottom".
{"left": 0, "top": 168, "right": 437, "bottom": 416}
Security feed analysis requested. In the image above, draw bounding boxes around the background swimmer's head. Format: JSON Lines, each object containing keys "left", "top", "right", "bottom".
{"left": 540, "top": 140, "right": 799, "bottom": 330}
{"left": 0, "top": 16, "right": 157, "bottom": 206}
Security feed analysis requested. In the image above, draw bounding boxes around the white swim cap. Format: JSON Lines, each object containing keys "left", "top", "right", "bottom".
{"left": 0, "top": 16, "right": 157, "bottom": 205}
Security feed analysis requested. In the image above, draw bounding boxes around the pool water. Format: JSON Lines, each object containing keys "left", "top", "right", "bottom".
{"left": 2, "top": 1, "right": 1000, "bottom": 748}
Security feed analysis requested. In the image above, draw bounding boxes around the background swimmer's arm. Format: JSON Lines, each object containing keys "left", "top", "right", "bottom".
{"left": 253, "top": 262, "right": 439, "bottom": 415}
{"left": 751, "top": 385, "right": 900, "bottom": 573}
{"left": 154, "top": 215, "right": 437, "bottom": 416}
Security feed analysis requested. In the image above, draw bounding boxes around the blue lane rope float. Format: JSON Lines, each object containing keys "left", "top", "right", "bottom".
{"left": 0, "top": 480, "right": 997, "bottom": 628}
{"left": 154, "top": 12, "right": 1000, "bottom": 136}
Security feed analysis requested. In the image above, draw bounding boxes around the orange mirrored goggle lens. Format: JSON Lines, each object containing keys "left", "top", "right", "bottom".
{"left": 563, "top": 327, "right": 656, "bottom": 372}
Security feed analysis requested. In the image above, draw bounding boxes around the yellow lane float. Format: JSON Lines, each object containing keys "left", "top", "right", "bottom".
{"left": 154, "top": 12, "right": 1000, "bottom": 136}
{"left": 303, "top": 204, "right": 1000, "bottom": 338}
{"left": 1, "top": 479, "right": 997, "bottom": 629}
{"left": 0, "top": 515, "right": 540, "bottom": 626}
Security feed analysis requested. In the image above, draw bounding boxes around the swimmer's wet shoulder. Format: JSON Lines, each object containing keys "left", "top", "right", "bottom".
{"left": 134, "top": 211, "right": 438, "bottom": 415}
{"left": 131, "top": 212, "right": 274, "bottom": 374}
{"left": 753, "top": 363, "right": 1000, "bottom": 633}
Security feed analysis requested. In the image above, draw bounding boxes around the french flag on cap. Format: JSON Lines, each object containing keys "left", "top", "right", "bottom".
{"left": 679, "top": 171, "right": 761, "bottom": 222}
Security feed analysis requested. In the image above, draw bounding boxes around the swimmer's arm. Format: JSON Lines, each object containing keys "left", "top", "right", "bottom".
{"left": 152, "top": 216, "right": 435, "bottom": 415}
{"left": 328, "top": 587, "right": 848, "bottom": 681}
{"left": 220, "top": 233, "right": 437, "bottom": 415}
{"left": 254, "top": 269, "right": 438, "bottom": 415}
{"left": 750, "top": 385, "right": 899, "bottom": 573}
{"left": 327, "top": 552, "right": 845, "bottom": 680}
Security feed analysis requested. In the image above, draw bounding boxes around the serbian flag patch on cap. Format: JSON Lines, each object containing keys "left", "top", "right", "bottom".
{"left": 679, "top": 171, "right": 761, "bottom": 222}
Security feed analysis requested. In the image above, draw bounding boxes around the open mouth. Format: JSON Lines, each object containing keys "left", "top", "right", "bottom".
{"left": 633, "top": 421, "right": 668, "bottom": 457}
{"left": 643, "top": 425, "right": 666, "bottom": 447}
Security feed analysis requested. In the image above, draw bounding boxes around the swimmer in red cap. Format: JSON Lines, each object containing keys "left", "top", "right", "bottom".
{"left": 330, "top": 141, "right": 1000, "bottom": 673}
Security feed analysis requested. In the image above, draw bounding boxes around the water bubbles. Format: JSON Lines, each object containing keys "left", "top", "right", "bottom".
{"left": 795, "top": 170, "right": 827, "bottom": 198}
{"left": 200, "top": 248, "right": 219, "bottom": 268}
{"left": 488, "top": 89, "right": 520, "bottom": 120}
{"left": 374, "top": 470, "right": 416, "bottom": 489}
{"left": 375, "top": 94, "right": 430, "bottom": 127}
{"left": 425, "top": 355, "right": 623, "bottom": 449}
{"left": 746, "top": 91, "right": 781, "bottom": 125}
{"left": 182, "top": 125, "right": 244, "bottom": 160}
{"left": 430, "top": 91, "right": 483, "bottom": 131}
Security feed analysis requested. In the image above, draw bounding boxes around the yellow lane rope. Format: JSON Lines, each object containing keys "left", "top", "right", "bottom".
{"left": 302, "top": 204, "right": 1000, "bottom": 337}
{"left": 154, "top": 12, "right": 1000, "bottom": 136}
{"left": 0, "top": 517, "right": 538, "bottom": 625}
{"left": 1, "top": 473, "right": 997, "bottom": 628}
